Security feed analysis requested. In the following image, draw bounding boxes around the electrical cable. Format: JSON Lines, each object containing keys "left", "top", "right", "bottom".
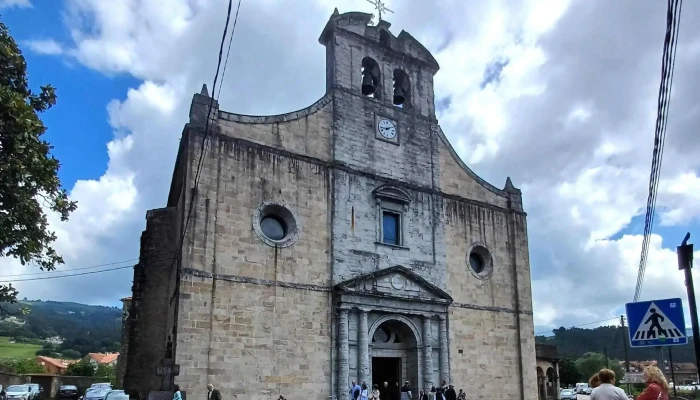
{"left": 0, "top": 257, "right": 175, "bottom": 282}
{"left": 168, "top": 0, "right": 239, "bottom": 274}
{"left": 0, "top": 259, "right": 139, "bottom": 278}
{"left": 534, "top": 317, "right": 619, "bottom": 336}
{"left": 633, "top": 0, "right": 682, "bottom": 302}
{"left": 217, "top": 0, "right": 243, "bottom": 100}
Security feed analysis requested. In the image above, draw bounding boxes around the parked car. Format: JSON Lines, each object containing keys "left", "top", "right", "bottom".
{"left": 58, "top": 386, "right": 79, "bottom": 400}
{"left": 104, "top": 390, "right": 128, "bottom": 400}
{"left": 26, "top": 385, "right": 41, "bottom": 400}
{"left": 84, "top": 389, "right": 111, "bottom": 400}
{"left": 584, "top": 387, "right": 593, "bottom": 395}
{"left": 560, "top": 389, "right": 577, "bottom": 400}
{"left": 4, "top": 386, "right": 32, "bottom": 400}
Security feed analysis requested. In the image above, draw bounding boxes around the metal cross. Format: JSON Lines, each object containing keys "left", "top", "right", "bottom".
{"left": 366, "top": 0, "right": 393, "bottom": 21}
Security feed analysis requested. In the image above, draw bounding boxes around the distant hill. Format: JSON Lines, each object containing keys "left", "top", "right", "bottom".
{"left": 0, "top": 300, "right": 122, "bottom": 357}
{"left": 537, "top": 325, "right": 696, "bottom": 363}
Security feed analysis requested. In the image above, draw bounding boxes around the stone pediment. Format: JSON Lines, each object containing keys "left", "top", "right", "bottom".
{"left": 335, "top": 266, "right": 453, "bottom": 303}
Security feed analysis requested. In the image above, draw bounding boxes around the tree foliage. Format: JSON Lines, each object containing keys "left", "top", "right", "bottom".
{"left": 0, "top": 358, "right": 44, "bottom": 374}
{"left": 558, "top": 358, "right": 581, "bottom": 386}
{"left": 576, "top": 352, "right": 625, "bottom": 384}
{"left": 537, "top": 325, "right": 697, "bottom": 363}
{"left": 0, "top": 18, "right": 77, "bottom": 311}
{"left": 65, "top": 361, "right": 95, "bottom": 377}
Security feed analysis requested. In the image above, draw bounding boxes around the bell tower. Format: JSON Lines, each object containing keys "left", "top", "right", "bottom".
{"left": 318, "top": 8, "right": 440, "bottom": 119}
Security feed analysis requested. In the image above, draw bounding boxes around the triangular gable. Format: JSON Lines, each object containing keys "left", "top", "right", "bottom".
{"left": 335, "top": 266, "right": 453, "bottom": 303}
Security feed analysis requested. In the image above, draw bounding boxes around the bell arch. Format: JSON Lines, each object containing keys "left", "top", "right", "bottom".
{"left": 361, "top": 57, "right": 381, "bottom": 98}
{"left": 392, "top": 69, "right": 410, "bottom": 107}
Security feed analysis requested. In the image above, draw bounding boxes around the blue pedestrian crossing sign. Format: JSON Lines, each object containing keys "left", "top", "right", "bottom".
{"left": 625, "top": 298, "right": 688, "bottom": 348}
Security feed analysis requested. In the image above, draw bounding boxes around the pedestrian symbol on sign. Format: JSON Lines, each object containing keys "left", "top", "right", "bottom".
{"left": 632, "top": 302, "right": 685, "bottom": 342}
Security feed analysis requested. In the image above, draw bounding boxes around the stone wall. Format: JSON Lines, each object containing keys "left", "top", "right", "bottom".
{"left": 124, "top": 207, "right": 179, "bottom": 396}
{"left": 0, "top": 371, "right": 28, "bottom": 388}
{"left": 174, "top": 110, "right": 333, "bottom": 400}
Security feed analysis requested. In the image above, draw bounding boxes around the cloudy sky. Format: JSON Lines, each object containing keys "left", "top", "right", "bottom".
{"left": 2, "top": 0, "right": 700, "bottom": 335}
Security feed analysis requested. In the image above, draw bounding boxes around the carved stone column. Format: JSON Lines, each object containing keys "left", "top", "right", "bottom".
{"left": 358, "top": 309, "right": 370, "bottom": 384}
{"left": 422, "top": 315, "right": 434, "bottom": 389}
{"left": 438, "top": 314, "right": 449, "bottom": 384}
{"left": 339, "top": 308, "right": 350, "bottom": 400}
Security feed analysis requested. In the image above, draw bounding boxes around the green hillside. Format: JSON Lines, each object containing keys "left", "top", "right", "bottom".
{"left": 0, "top": 300, "right": 122, "bottom": 358}
{"left": 0, "top": 336, "right": 42, "bottom": 359}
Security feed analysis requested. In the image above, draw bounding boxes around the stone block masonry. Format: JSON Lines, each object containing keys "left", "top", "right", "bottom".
{"left": 176, "top": 275, "right": 331, "bottom": 400}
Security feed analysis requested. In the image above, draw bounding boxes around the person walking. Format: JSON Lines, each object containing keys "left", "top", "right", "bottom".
{"left": 637, "top": 366, "right": 669, "bottom": 400}
{"left": 360, "top": 383, "right": 370, "bottom": 400}
{"left": 590, "top": 369, "right": 627, "bottom": 400}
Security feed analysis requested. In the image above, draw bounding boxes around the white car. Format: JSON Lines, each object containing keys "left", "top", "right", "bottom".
{"left": 5, "top": 386, "right": 32, "bottom": 400}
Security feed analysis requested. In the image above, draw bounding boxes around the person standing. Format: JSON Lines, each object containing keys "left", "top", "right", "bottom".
{"left": 444, "top": 385, "right": 456, "bottom": 400}
{"left": 637, "top": 366, "right": 669, "bottom": 400}
{"left": 207, "top": 384, "right": 221, "bottom": 400}
{"left": 371, "top": 384, "right": 381, "bottom": 400}
{"left": 590, "top": 369, "right": 627, "bottom": 400}
{"left": 400, "top": 381, "right": 412, "bottom": 400}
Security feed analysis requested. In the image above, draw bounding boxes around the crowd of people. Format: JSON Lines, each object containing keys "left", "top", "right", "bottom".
{"left": 587, "top": 365, "right": 670, "bottom": 400}
{"left": 349, "top": 380, "right": 465, "bottom": 400}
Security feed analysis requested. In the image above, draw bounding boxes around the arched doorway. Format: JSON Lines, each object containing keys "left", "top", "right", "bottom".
{"left": 370, "top": 319, "right": 420, "bottom": 394}
{"left": 546, "top": 367, "right": 556, "bottom": 399}
{"left": 536, "top": 367, "right": 545, "bottom": 400}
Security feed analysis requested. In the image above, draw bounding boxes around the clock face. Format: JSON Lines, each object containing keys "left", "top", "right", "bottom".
{"left": 377, "top": 118, "right": 397, "bottom": 139}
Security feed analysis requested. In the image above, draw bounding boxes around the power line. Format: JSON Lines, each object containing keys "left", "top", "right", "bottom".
{"left": 0, "top": 259, "right": 139, "bottom": 278}
{"left": 168, "top": 0, "right": 238, "bottom": 274}
{"left": 633, "top": 0, "right": 683, "bottom": 302}
{"left": 0, "top": 265, "right": 134, "bottom": 283}
{"left": 0, "top": 257, "right": 175, "bottom": 282}
{"left": 535, "top": 317, "right": 619, "bottom": 336}
{"left": 217, "top": 0, "right": 243, "bottom": 100}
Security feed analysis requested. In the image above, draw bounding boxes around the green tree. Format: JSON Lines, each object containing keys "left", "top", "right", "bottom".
{"left": 576, "top": 352, "right": 625, "bottom": 384}
{"left": 65, "top": 361, "right": 95, "bottom": 377}
{"left": 95, "top": 364, "right": 116, "bottom": 385}
{"left": 0, "top": 358, "right": 44, "bottom": 374}
{"left": 558, "top": 358, "right": 581, "bottom": 386}
{"left": 61, "top": 349, "right": 81, "bottom": 359}
{"left": 0, "top": 18, "right": 77, "bottom": 313}
{"left": 35, "top": 349, "right": 52, "bottom": 356}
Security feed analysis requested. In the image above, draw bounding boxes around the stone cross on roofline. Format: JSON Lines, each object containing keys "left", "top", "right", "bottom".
{"left": 366, "top": 0, "right": 393, "bottom": 21}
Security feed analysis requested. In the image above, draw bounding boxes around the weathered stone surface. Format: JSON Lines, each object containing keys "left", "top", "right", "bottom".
{"left": 125, "top": 8, "right": 537, "bottom": 400}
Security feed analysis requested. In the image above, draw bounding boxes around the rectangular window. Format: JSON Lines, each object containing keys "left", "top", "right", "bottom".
{"left": 382, "top": 211, "right": 401, "bottom": 245}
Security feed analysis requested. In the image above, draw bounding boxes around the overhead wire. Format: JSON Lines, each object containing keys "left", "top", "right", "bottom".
{"left": 633, "top": 0, "right": 683, "bottom": 302}
{"left": 0, "top": 259, "right": 139, "bottom": 278}
{"left": 0, "top": 257, "right": 175, "bottom": 282}
{"left": 217, "top": 0, "right": 243, "bottom": 100}
{"left": 534, "top": 317, "right": 619, "bottom": 336}
{"left": 167, "top": 0, "right": 239, "bottom": 273}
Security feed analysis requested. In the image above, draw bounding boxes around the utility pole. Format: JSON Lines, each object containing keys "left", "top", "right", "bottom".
{"left": 669, "top": 346, "right": 678, "bottom": 397}
{"left": 677, "top": 232, "right": 700, "bottom": 369}
{"left": 621, "top": 315, "right": 631, "bottom": 394}
{"left": 621, "top": 315, "right": 630, "bottom": 372}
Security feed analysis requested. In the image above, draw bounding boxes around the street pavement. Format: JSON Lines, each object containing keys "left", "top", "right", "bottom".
{"left": 577, "top": 395, "right": 590, "bottom": 400}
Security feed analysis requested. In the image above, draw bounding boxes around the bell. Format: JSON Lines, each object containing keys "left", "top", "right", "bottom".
{"left": 393, "top": 86, "right": 406, "bottom": 106}
{"left": 362, "top": 73, "right": 376, "bottom": 96}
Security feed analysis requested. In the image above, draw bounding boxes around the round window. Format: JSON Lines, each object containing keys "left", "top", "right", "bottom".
{"left": 252, "top": 201, "right": 299, "bottom": 248}
{"left": 260, "top": 216, "right": 286, "bottom": 241}
{"left": 469, "top": 253, "right": 485, "bottom": 274}
{"left": 467, "top": 244, "right": 493, "bottom": 280}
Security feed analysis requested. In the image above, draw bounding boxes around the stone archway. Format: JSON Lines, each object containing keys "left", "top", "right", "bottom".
{"left": 546, "top": 367, "right": 556, "bottom": 399}
{"left": 369, "top": 317, "right": 421, "bottom": 396}
{"left": 536, "top": 367, "right": 545, "bottom": 400}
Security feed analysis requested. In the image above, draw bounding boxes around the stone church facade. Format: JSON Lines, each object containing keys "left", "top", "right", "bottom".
{"left": 122, "top": 9, "right": 537, "bottom": 400}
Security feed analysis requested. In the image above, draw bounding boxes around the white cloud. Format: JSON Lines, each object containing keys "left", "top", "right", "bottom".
{"left": 23, "top": 39, "right": 63, "bottom": 55}
{"left": 4, "top": 0, "right": 700, "bottom": 330}
{"left": 0, "top": 0, "right": 31, "bottom": 9}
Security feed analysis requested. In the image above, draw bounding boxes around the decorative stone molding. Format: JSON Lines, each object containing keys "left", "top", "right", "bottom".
{"left": 251, "top": 200, "right": 300, "bottom": 248}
